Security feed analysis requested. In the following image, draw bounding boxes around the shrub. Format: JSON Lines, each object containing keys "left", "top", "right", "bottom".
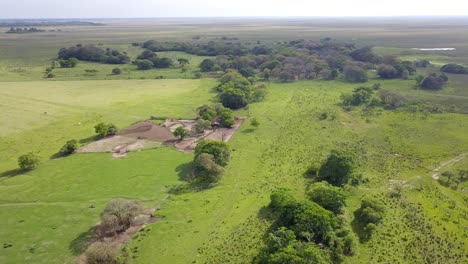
{"left": 173, "top": 126, "right": 190, "bottom": 139}
{"left": 251, "top": 118, "right": 260, "bottom": 127}
{"left": 18, "top": 153, "right": 40, "bottom": 171}
{"left": 194, "top": 119, "right": 212, "bottom": 134}
{"left": 94, "top": 122, "right": 118, "bottom": 137}
{"left": 193, "top": 153, "right": 224, "bottom": 183}
{"left": 197, "top": 105, "right": 216, "bottom": 121}
{"left": 85, "top": 242, "right": 119, "bottom": 264}
{"left": 343, "top": 66, "right": 368, "bottom": 83}
{"left": 59, "top": 58, "right": 79, "bottom": 68}
{"left": 418, "top": 73, "right": 448, "bottom": 90}
{"left": 307, "top": 182, "right": 346, "bottom": 214}
{"left": 111, "top": 68, "right": 121, "bottom": 75}
{"left": 220, "top": 88, "right": 248, "bottom": 109}
{"left": 341, "top": 86, "right": 374, "bottom": 106}
{"left": 133, "top": 59, "right": 153, "bottom": 70}
{"left": 194, "top": 140, "right": 230, "bottom": 166}
{"left": 318, "top": 149, "right": 355, "bottom": 186}
{"left": 376, "top": 64, "right": 398, "bottom": 79}
{"left": 354, "top": 196, "right": 385, "bottom": 238}
{"left": 99, "top": 199, "right": 143, "bottom": 236}
{"left": 440, "top": 64, "right": 467, "bottom": 74}
{"left": 59, "top": 139, "right": 78, "bottom": 155}
{"left": 219, "top": 108, "right": 235, "bottom": 128}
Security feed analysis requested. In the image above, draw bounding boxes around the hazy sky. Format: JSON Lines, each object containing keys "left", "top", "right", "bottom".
{"left": 1, "top": 0, "right": 468, "bottom": 18}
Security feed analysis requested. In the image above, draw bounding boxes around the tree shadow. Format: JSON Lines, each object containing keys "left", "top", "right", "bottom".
{"left": 242, "top": 128, "right": 255, "bottom": 133}
{"left": 50, "top": 152, "right": 69, "bottom": 160}
{"left": 69, "top": 226, "right": 97, "bottom": 256}
{"left": 350, "top": 212, "right": 370, "bottom": 243}
{"left": 175, "top": 162, "right": 194, "bottom": 181}
{"left": 0, "top": 168, "right": 24, "bottom": 181}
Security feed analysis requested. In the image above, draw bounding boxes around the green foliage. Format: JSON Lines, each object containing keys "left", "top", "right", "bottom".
{"left": 219, "top": 108, "right": 235, "bottom": 128}
{"left": 173, "top": 126, "right": 190, "bottom": 139}
{"left": 341, "top": 86, "right": 374, "bottom": 106}
{"left": 59, "top": 139, "right": 79, "bottom": 155}
{"left": 193, "top": 153, "right": 224, "bottom": 183}
{"left": 438, "top": 170, "right": 467, "bottom": 190}
{"left": 197, "top": 105, "right": 216, "bottom": 121}
{"left": 133, "top": 59, "right": 153, "bottom": 70}
{"left": 194, "top": 140, "right": 230, "bottom": 167}
{"left": 200, "top": 59, "right": 215, "bottom": 72}
{"left": 99, "top": 198, "right": 143, "bottom": 236}
{"left": 307, "top": 181, "right": 346, "bottom": 214}
{"left": 194, "top": 119, "right": 212, "bottom": 134}
{"left": 269, "top": 189, "right": 296, "bottom": 211}
{"left": 250, "top": 118, "right": 260, "bottom": 127}
{"left": 354, "top": 196, "right": 385, "bottom": 239}
{"left": 59, "top": 58, "right": 79, "bottom": 68}
{"left": 318, "top": 149, "right": 356, "bottom": 186}
{"left": 58, "top": 45, "right": 129, "bottom": 64}
{"left": 440, "top": 63, "right": 467, "bottom": 74}
{"left": 343, "top": 65, "right": 368, "bottom": 83}
{"left": 94, "top": 122, "right": 118, "bottom": 137}
{"left": 85, "top": 242, "right": 120, "bottom": 264}
{"left": 417, "top": 73, "right": 448, "bottom": 90}
{"left": 17, "top": 153, "right": 40, "bottom": 171}
{"left": 220, "top": 88, "right": 248, "bottom": 109}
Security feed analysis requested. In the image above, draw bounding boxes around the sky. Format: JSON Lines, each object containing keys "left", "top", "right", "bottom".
{"left": 1, "top": 0, "right": 468, "bottom": 19}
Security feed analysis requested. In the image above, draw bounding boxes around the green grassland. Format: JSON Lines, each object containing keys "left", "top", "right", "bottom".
{"left": 0, "top": 18, "right": 467, "bottom": 264}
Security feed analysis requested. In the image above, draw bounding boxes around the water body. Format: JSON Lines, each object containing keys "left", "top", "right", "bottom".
{"left": 413, "top": 48, "right": 456, "bottom": 51}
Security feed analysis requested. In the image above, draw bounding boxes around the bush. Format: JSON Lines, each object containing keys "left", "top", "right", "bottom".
{"left": 307, "top": 182, "right": 346, "bottom": 214}
{"left": 251, "top": 118, "right": 260, "bottom": 127}
{"left": 197, "top": 105, "right": 216, "bottom": 121}
{"left": 219, "top": 108, "right": 234, "bottom": 128}
{"left": 193, "top": 153, "right": 224, "bottom": 183}
{"left": 94, "top": 122, "right": 118, "bottom": 137}
{"left": 99, "top": 199, "right": 143, "bottom": 236}
{"left": 220, "top": 89, "right": 248, "bottom": 109}
{"left": 418, "top": 73, "right": 448, "bottom": 90}
{"left": 194, "top": 119, "right": 212, "bottom": 134}
{"left": 59, "top": 139, "right": 78, "bottom": 155}
{"left": 59, "top": 58, "right": 79, "bottom": 68}
{"left": 343, "top": 66, "right": 368, "bottom": 83}
{"left": 341, "top": 86, "right": 374, "bottom": 106}
{"left": 194, "top": 140, "right": 230, "bottom": 166}
{"left": 440, "top": 64, "right": 467, "bottom": 74}
{"left": 85, "top": 242, "right": 120, "bottom": 264}
{"left": 318, "top": 149, "right": 355, "bottom": 186}
{"left": 354, "top": 196, "right": 385, "bottom": 238}
{"left": 133, "top": 59, "right": 153, "bottom": 70}
{"left": 111, "top": 68, "right": 121, "bottom": 75}
{"left": 173, "top": 126, "right": 190, "bottom": 139}
{"left": 18, "top": 153, "right": 40, "bottom": 170}
{"left": 376, "top": 64, "right": 398, "bottom": 79}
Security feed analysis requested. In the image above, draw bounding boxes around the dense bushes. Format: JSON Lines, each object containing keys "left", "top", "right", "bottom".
{"left": 99, "top": 199, "right": 143, "bottom": 237}
{"left": 18, "top": 153, "right": 40, "bottom": 171}
{"left": 341, "top": 86, "right": 374, "bottom": 106}
{"left": 440, "top": 63, "right": 467, "bottom": 74}
{"left": 133, "top": 50, "right": 173, "bottom": 70}
{"left": 343, "top": 66, "right": 368, "bottom": 83}
{"left": 438, "top": 170, "right": 467, "bottom": 190}
{"left": 416, "top": 73, "right": 448, "bottom": 90}
{"left": 307, "top": 182, "right": 346, "bottom": 214}
{"left": 354, "top": 196, "right": 385, "bottom": 239}
{"left": 317, "top": 150, "right": 356, "bottom": 187}
{"left": 58, "top": 45, "right": 129, "bottom": 64}
{"left": 196, "top": 104, "right": 234, "bottom": 128}
{"left": 59, "top": 58, "right": 79, "bottom": 68}
{"left": 94, "top": 122, "right": 118, "bottom": 137}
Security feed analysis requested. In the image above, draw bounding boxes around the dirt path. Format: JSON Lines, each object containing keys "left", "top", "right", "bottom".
{"left": 431, "top": 152, "right": 467, "bottom": 180}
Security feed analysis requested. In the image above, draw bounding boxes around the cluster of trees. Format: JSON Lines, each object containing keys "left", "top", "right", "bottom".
{"left": 257, "top": 188, "right": 357, "bottom": 263}
{"left": 94, "top": 122, "right": 118, "bottom": 137}
{"left": 416, "top": 73, "right": 448, "bottom": 90}
{"left": 197, "top": 104, "right": 235, "bottom": 127}
{"left": 193, "top": 140, "right": 230, "bottom": 183}
{"left": 438, "top": 170, "right": 467, "bottom": 190}
{"left": 341, "top": 84, "right": 408, "bottom": 110}
{"left": 440, "top": 63, "right": 467, "bottom": 74}
{"left": 376, "top": 58, "right": 416, "bottom": 79}
{"left": 6, "top": 27, "right": 45, "bottom": 33}
{"left": 143, "top": 40, "right": 249, "bottom": 56}
{"left": 353, "top": 196, "right": 385, "bottom": 240}
{"left": 132, "top": 50, "right": 173, "bottom": 70}
{"left": 58, "top": 45, "right": 130, "bottom": 64}
{"left": 215, "top": 70, "right": 266, "bottom": 109}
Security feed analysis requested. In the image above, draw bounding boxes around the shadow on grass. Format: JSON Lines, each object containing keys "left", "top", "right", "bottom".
{"left": 175, "top": 162, "right": 194, "bottom": 181}
{"left": 69, "top": 226, "right": 97, "bottom": 256}
{"left": 0, "top": 168, "right": 24, "bottom": 181}
{"left": 350, "top": 212, "right": 371, "bottom": 243}
{"left": 242, "top": 128, "right": 255, "bottom": 133}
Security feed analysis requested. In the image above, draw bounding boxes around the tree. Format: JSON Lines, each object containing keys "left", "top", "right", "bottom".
{"left": 418, "top": 73, "right": 448, "bottom": 90}
{"left": 251, "top": 118, "right": 260, "bottom": 128}
{"left": 219, "top": 108, "right": 235, "bottom": 128}
{"left": 440, "top": 64, "right": 467, "bottom": 74}
{"left": 354, "top": 196, "right": 385, "bottom": 238}
{"left": 343, "top": 66, "right": 368, "bottom": 83}
{"left": 197, "top": 105, "right": 217, "bottom": 121}
{"left": 193, "top": 153, "right": 224, "bottom": 183}
{"left": 318, "top": 149, "right": 355, "bottom": 186}
{"left": 194, "top": 119, "right": 212, "bottom": 134}
{"left": 194, "top": 140, "right": 230, "bottom": 166}
{"left": 133, "top": 59, "right": 153, "bottom": 70}
{"left": 18, "top": 153, "right": 40, "bottom": 171}
{"left": 95, "top": 122, "right": 117, "bottom": 137}
{"left": 173, "top": 126, "right": 190, "bottom": 140}
{"left": 376, "top": 64, "right": 399, "bottom": 79}
{"left": 59, "top": 139, "right": 79, "bottom": 155}
{"left": 99, "top": 199, "right": 143, "bottom": 236}
{"left": 59, "top": 58, "right": 79, "bottom": 68}
{"left": 341, "top": 86, "right": 374, "bottom": 106}
{"left": 199, "top": 59, "right": 215, "bottom": 72}
{"left": 177, "top": 58, "right": 190, "bottom": 67}
{"left": 111, "top": 68, "right": 121, "bottom": 75}
{"left": 307, "top": 182, "right": 346, "bottom": 214}
{"left": 220, "top": 89, "right": 248, "bottom": 109}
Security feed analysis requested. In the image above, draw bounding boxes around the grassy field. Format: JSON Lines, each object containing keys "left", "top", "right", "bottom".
{"left": 1, "top": 18, "right": 467, "bottom": 264}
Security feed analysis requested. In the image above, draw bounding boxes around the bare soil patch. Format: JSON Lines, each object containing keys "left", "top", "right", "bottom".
{"left": 118, "top": 121, "right": 177, "bottom": 141}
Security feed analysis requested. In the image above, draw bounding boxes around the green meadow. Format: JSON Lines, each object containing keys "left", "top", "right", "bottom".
{"left": 0, "top": 18, "right": 467, "bottom": 264}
